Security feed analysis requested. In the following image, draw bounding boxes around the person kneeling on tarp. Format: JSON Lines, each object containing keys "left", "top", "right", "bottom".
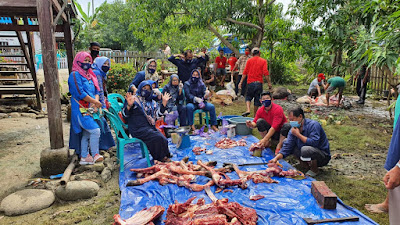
{"left": 122, "top": 80, "right": 172, "bottom": 162}
{"left": 269, "top": 106, "right": 331, "bottom": 177}
{"left": 246, "top": 91, "right": 291, "bottom": 154}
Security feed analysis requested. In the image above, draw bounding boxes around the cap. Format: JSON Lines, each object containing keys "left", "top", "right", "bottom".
{"left": 251, "top": 47, "right": 260, "bottom": 54}
{"left": 90, "top": 42, "right": 101, "bottom": 47}
{"left": 318, "top": 73, "right": 325, "bottom": 80}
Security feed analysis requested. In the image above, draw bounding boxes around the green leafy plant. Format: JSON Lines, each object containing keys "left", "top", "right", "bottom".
{"left": 107, "top": 63, "right": 136, "bottom": 94}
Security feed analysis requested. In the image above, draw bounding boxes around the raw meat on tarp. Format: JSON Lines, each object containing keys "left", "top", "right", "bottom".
{"left": 165, "top": 197, "right": 258, "bottom": 225}
{"left": 113, "top": 205, "right": 164, "bottom": 225}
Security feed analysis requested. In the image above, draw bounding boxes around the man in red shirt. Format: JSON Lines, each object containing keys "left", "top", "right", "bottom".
{"left": 215, "top": 49, "right": 227, "bottom": 87}
{"left": 246, "top": 91, "right": 290, "bottom": 154}
{"left": 228, "top": 53, "right": 238, "bottom": 88}
{"left": 239, "top": 47, "right": 272, "bottom": 116}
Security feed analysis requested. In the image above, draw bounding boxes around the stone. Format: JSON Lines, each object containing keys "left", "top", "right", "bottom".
{"left": 45, "top": 180, "right": 60, "bottom": 191}
{"left": 101, "top": 151, "right": 111, "bottom": 159}
{"left": 0, "top": 113, "right": 8, "bottom": 119}
{"left": 9, "top": 112, "right": 21, "bottom": 118}
{"left": 0, "top": 189, "right": 55, "bottom": 216}
{"left": 21, "top": 113, "right": 37, "bottom": 118}
{"left": 101, "top": 168, "right": 112, "bottom": 183}
{"left": 76, "top": 162, "right": 105, "bottom": 173}
{"left": 73, "top": 171, "right": 99, "bottom": 181}
{"left": 40, "top": 147, "right": 70, "bottom": 176}
{"left": 55, "top": 181, "right": 99, "bottom": 201}
{"left": 104, "top": 158, "right": 115, "bottom": 171}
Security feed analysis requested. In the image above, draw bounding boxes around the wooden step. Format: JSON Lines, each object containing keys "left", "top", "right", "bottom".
{"left": 0, "top": 63, "right": 28, "bottom": 66}
{"left": 0, "top": 45, "right": 22, "bottom": 48}
{"left": 0, "top": 71, "right": 30, "bottom": 74}
{"left": 0, "top": 35, "right": 17, "bottom": 38}
{"left": 0, "top": 79, "right": 33, "bottom": 82}
{"left": 0, "top": 54, "right": 25, "bottom": 57}
{"left": 0, "top": 87, "right": 36, "bottom": 95}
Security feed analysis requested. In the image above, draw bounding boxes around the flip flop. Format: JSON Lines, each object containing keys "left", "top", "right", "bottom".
{"left": 242, "top": 112, "right": 250, "bottom": 117}
{"left": 365, "top": 204, "right": 388, "bottom": 213}
{"left": 305, "top": 170, "right": 318, "bottom": 177}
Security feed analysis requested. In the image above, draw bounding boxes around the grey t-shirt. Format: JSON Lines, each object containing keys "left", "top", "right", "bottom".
{"left": 307, "top": 78, "right": 322, "bottom": 94}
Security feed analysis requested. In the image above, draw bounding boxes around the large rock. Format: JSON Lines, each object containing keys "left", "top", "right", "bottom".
{"left": 101, "top": 167, "right": 112, "bottom": 183}
{"left": 55, "top": 181, "right": 99, "bottom": 201}
{"left": 0, "top": 189, "right": 55, "bottom": 216}
{"left": 0, "top": 113, "right": 8, "bottom": 119}
{"left": 9, "top": 112, "right": 21, "bottom": 118}
{"left": 40, "top": 147, "right": 70, "bottom": 176}
{"left": 272, "top": 87, "right": 291, "bottom": 99}
{"left": 76, "top": 162, "right": 105, "bottom": 173}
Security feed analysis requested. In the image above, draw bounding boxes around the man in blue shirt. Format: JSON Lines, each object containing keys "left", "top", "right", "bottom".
{"left": 168, "top": 49, "right": 205, "bottom": 82}
{"left": 269, "top": 106, "right": 331, "bottom": 176}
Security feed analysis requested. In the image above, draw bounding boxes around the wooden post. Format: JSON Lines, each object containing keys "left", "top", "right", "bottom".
{"left": 63, "top": 21, "right": 74, "bottom": 73}
{"left": 37, "top": 0, "right": 64, "bottom": 149}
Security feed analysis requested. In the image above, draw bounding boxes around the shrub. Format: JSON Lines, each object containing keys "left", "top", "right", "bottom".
{"left": 107, "top": 63, "right": 137, "bottom": 94}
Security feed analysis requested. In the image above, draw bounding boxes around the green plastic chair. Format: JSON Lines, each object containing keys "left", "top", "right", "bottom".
{"left": 193, "top": 109, "right": 210, "bottom": 125}
{"left": 108, "top": 93, "right": 124, "bottom": 112}
{"left": 104, "top": 110, "right": 152, "bottom": 171}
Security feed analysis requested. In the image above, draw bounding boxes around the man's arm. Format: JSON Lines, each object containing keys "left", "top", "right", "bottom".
{"left": 270, "top": 131, "right": 296, "bottom": 163}
{"left": 384, "top": 160, "right": 400, "bottom": 189}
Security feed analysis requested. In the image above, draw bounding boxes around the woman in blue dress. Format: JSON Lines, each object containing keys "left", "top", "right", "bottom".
{"left": 162, "top": 74, "right": 187, "bottom": 126}
{"left": 68, "top": 51, "right": 104, "bottom": 165}
{"left": 184, "top": 69, "right": 219, "bottom": 132}
{"left": 92, "top": 56, "right": 116, "bottom": 150}
{"left": 122, "top": 80, "right": 172, "bottom": 162}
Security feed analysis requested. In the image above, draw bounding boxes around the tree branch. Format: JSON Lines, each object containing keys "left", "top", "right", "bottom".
{"left": 225, "top": 17, "right": 263, "bottom": 31}
{"left": 207, "top": 24, "right": 240, "bottom": 56}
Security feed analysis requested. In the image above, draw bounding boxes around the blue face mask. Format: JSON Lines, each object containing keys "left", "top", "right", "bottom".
{"left": 79, "top": 62, "right": 91, "bottom": 70}
{"left": 191, "top": 76, "right": 199, "bottom": 83}
{"left": 102, "top": 65, "right": 110, "bottom": 73}
{"left": 290, "top": 120, "right": 301, "bottom": 128}
{"left": 262, "top": 99, "right": 272, "bottom": 108}
{"left": 141, "top": 89, "right": 153, "bottom": 100}
{"left": 148, "top": 68, "right": 156, "bottom": 74}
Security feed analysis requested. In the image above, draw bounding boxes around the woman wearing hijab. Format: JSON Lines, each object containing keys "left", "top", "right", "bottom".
{"left": 184, "top": 69, "right": 218, "bottom": 132}
{"left": 92, "top": 56, "right": 116, "bottom": 151}
{"left": 122, "top": 80, "right": 173, "bottom": 162}
{"left": 162, "top": 74, "right": 187, "bottom": 126}
{"left": 128, "top": 59, "right": 159, "bottom": 94}
{"left": 68, "top": 52, "right": 104, "bottom": 165}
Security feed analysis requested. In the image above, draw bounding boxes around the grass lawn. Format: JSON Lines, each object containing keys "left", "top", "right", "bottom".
{"left": 213, "top": 83, "right": 391, "bottom": 225}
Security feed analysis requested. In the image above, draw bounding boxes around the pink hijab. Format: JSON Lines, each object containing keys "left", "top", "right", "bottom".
{"left": 72, "top": 51, "right": 100, "bottom": 91}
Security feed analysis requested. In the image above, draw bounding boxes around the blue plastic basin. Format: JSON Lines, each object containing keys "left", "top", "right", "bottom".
{"left": 228, "top": 117, "right": 254, "bottom": 135}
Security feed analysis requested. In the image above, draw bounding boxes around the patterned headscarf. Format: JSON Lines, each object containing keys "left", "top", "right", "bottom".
{"left": 144, "top": 59, "right": 159, "bottom": 81}
{"left": 72, "top": 51, "right": 100, "bottom": 91}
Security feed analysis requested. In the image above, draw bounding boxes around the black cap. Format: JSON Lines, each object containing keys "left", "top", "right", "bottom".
{"left": 90, "top": 42, "right": 101, "bottom": 47}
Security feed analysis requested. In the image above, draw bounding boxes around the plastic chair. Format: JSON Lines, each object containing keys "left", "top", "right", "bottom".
{"left": 108, "top": 93, "right": 125, "bottom": 112}
{"left": 104, "top": 110, "right": 152, "bottom": 171}
{"left": 193, "top": 109, "right": 210, "bottom": 125}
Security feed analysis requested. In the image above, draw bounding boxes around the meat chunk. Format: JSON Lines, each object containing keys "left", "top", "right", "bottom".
{"left": 113, "top": 206, "right": 164, "bottom": 225}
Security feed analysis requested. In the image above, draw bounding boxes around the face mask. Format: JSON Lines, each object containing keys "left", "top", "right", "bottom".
{"left": 91, "top": 50, "right": 99, "bottom": 57}
{"left": 102, "top": 65, "right": 110, "bottom": 73}
{"left": 290, "top": 120, "right": 301, "bottom": 128}
{"left": 191, "top": 76, "right": 199, "bottom": 83}
{"left": 245, "top": 52, "right": 250, "bottom": 56}
{"left": 141, "top": 89, "right": 152, "bottom": 99}
{"left": 148, "top": 68, "right": 156, "bottom": 74}
{"left": 262, "top": 99, "right": 271, "bottom": 108}
{"left": 186, "top": 59, "right": 192, "bottom": 63}
{"left": 78, "top": 62, "right": 91, "bottom": 70}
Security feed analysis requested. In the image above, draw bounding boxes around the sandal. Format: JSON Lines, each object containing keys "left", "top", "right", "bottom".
{"left": 242, "top": 112, "right": 250, "bottom": 117}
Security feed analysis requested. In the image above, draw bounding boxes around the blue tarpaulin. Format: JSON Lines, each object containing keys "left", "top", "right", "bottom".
{"left": 118, "top": 133, "right": 377, "bottom": 225}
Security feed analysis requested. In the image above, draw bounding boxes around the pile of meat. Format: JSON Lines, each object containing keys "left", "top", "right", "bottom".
{"left": 215, "top": 138, "right": 247, "bottom": 149}
{"left": 113, "top": 206, "right": 164, "bottom": 225}
{"left": 192, "top": 147, "right": 207, "bottom": 155}
{"left": 127, "top": 157, "right": 304, "bottom": 191}
{"left": 165, "top": 197, "right": 258, "bottom": 225}
{"left": 248, "top": 142, "right": 263, "bottom": 153}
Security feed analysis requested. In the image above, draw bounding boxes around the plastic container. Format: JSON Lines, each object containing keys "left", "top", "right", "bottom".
{"left": 217, "top": 115, "right": 242, "bottom": 126}
{"left": 228, "top": 117, "right": 253, "bottom": 135}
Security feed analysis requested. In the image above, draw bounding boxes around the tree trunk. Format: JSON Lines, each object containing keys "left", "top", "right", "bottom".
{"left": 208, "top": 24, "right": 240, "bottom": 56}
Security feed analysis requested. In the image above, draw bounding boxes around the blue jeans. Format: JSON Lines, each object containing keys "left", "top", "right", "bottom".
{"left": 177, "top": 105, "right": 187, "bottom": 126}
{"left": 81, "top": 128, "right": 100, "bottom": 157}
{"left": 186, "top": 102, "right": 217, "bottom": 126}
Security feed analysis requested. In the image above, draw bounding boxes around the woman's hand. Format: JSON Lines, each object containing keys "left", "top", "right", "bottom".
{"left": 93, "top": 99, "right": 102, "bottom": 108}
{"left": 125, "top": 92, "right": 136, "bottom": 107}
{"left": 162, "top": 92, "right": 172, "bottom": 107}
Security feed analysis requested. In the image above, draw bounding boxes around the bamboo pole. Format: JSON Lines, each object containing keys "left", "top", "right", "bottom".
{"left": 60, "top": 155, "right": 78, "bottom": 186}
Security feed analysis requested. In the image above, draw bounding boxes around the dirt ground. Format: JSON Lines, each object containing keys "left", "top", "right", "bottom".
{"left": 0, "top": 79, "right": 394, "bottom": 224}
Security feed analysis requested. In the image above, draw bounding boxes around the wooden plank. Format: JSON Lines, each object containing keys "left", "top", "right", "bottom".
{"left": 311, "top": 181, "right": 337, "bottom": 209}
{"left": 51, "top": 0, "right": 67, "bottom": 22}
{"left": 0, "top": 63, "right": 28, "bottom": 66}
{"left": 0, "top": 70, "right": 30, "bottom": 73}
{"left": 0, "top": 88, "right": 36, "bottom": 94}
{"left": 0, "top": 24, "right": 64, "bottom": 32}
{"left": 26, "top": 31, "right": 41, "bottom": 109}
{"left": 63, "top": 21, "right": 74, "bottom": 73}
{"left": 0, "top": 79, "right": 33, "bottom": 81}
{"left": 37, "top": 0, "right": 64, "bottom": 149}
